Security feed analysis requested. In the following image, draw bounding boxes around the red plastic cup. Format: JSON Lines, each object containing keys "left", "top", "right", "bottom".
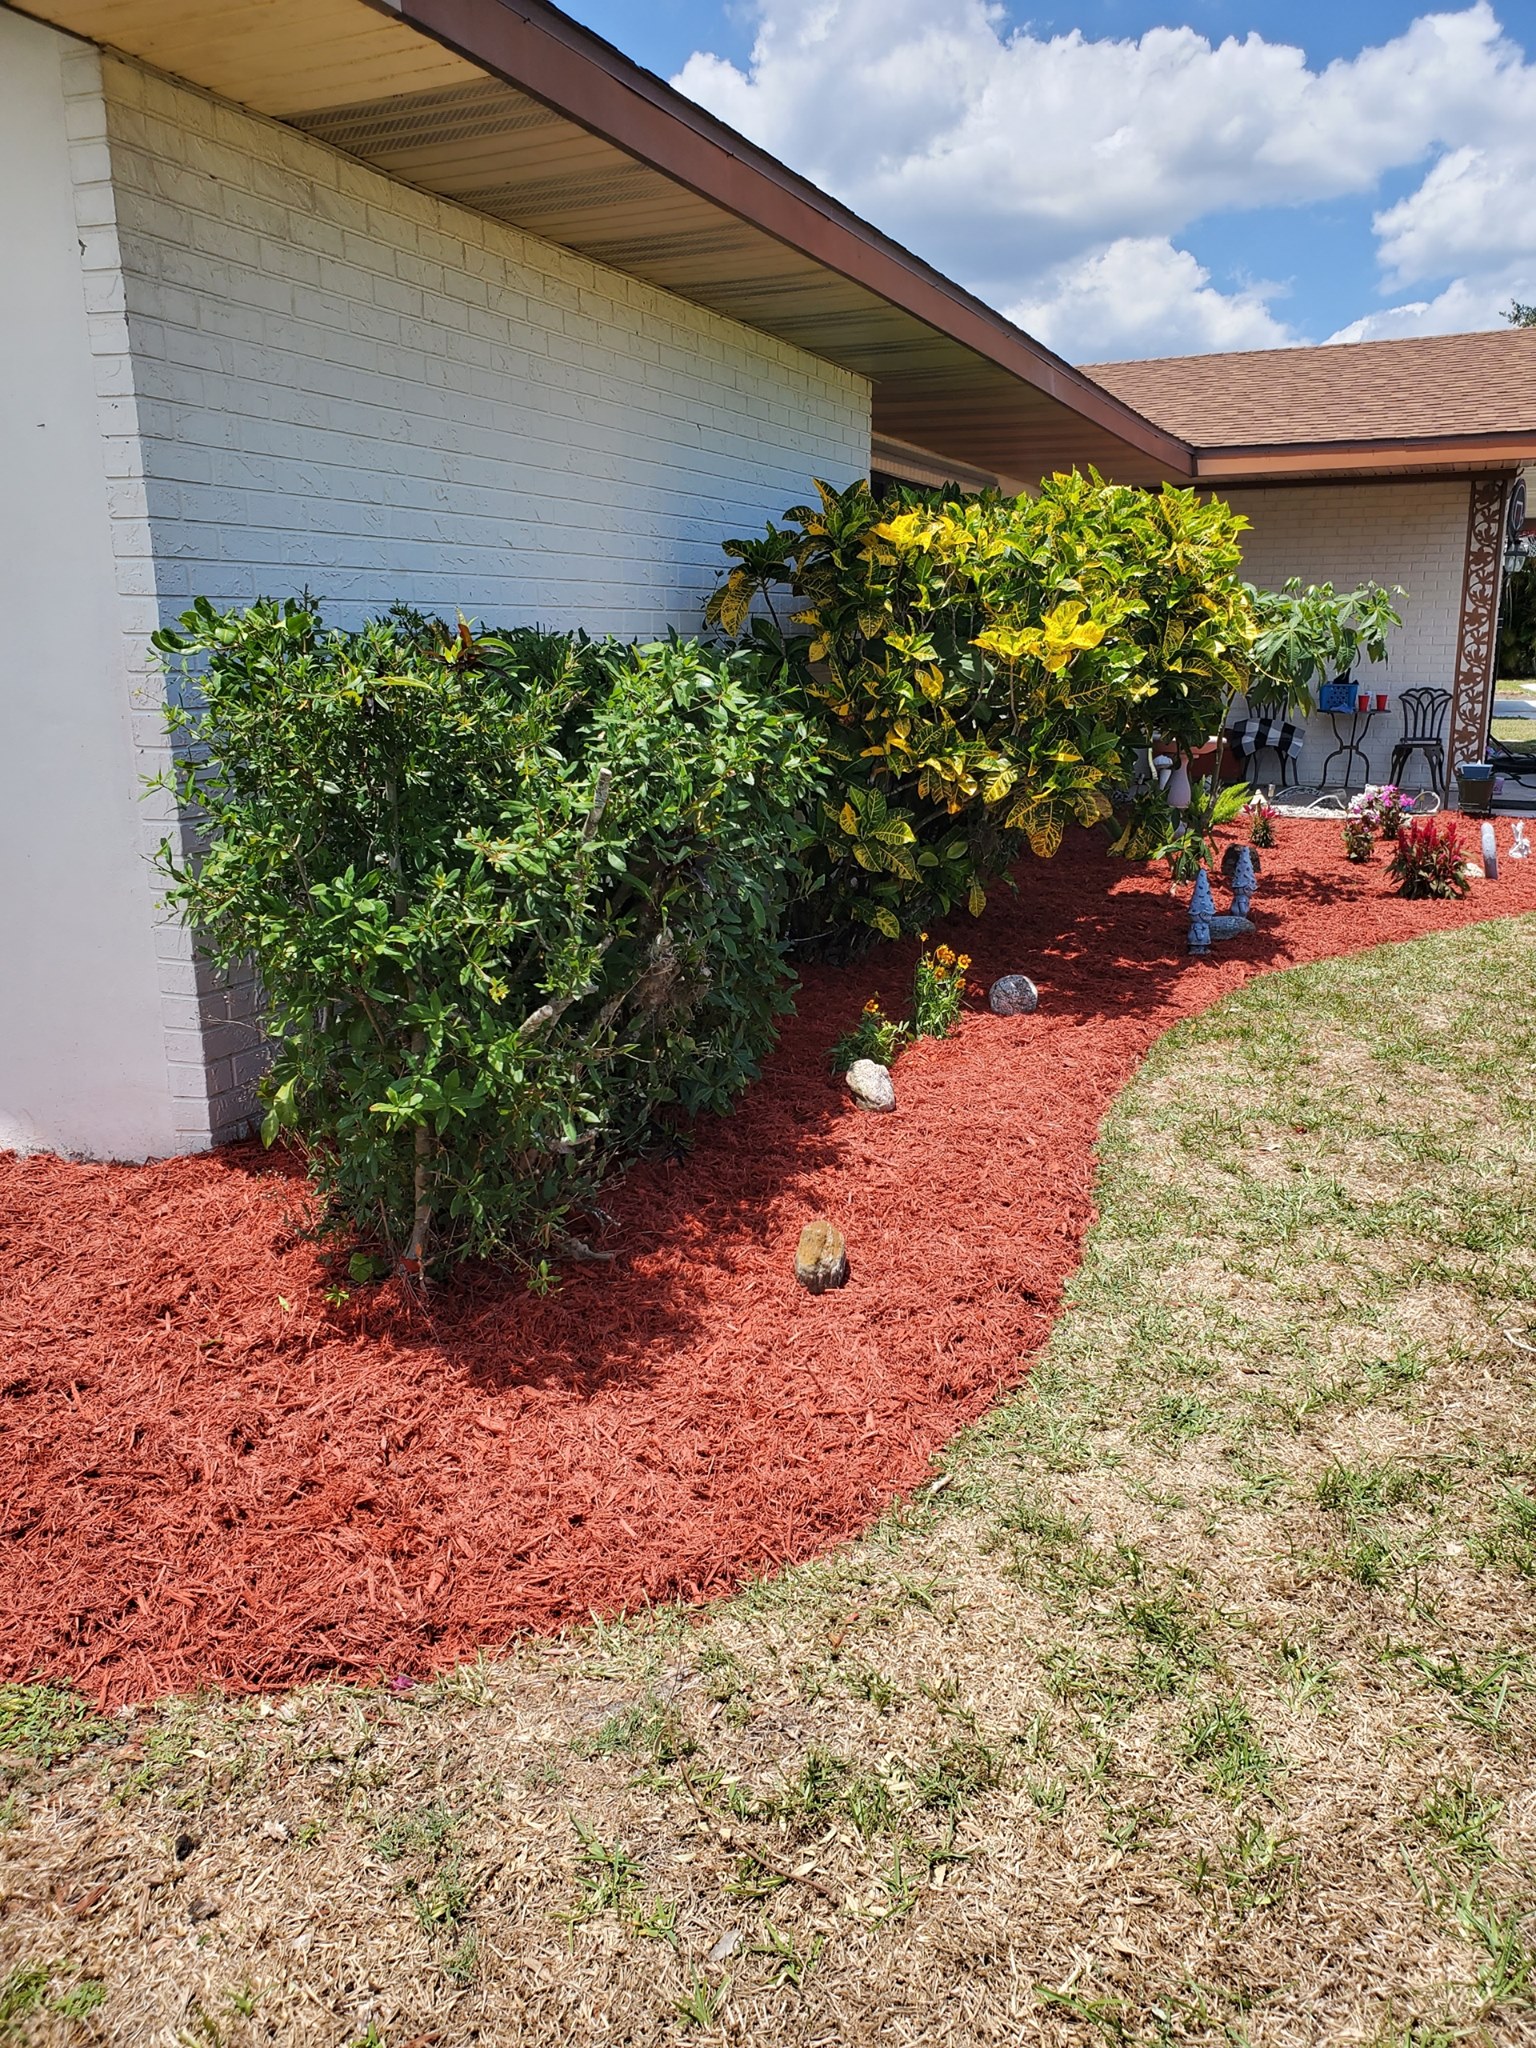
{"left": 1375, "top": 692, "right": 1388, "bottom": 711}
{"left": 1358, "top": 691, "right": 1370, "bottom": 712}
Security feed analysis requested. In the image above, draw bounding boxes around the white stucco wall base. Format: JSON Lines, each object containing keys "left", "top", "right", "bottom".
{"left": 1225, "top": 478, "right": 1471, "bottom": 791}
{"left": 0, "top": 11, "right": 871, "bottom": 1161}
{"left": 0, "top": 11, "right": 189, "bottom": 1161}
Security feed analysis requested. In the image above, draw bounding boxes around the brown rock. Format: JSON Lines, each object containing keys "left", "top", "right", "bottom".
{"left": 795, "top": 1218, "right": 849, "bottom": 1294}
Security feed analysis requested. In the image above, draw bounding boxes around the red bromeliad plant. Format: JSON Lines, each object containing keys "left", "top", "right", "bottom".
{"left": 1388, "top": 816, "right": 1471, "bottom": 900}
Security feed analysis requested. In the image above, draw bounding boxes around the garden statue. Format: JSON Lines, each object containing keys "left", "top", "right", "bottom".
{"left": 1229, "top": 844, "right": 1258, "bottom": 918}
{"left": 1188, "top": 867, "right": 1215, "bottom": 954}
{"left": 1482, "top": 821, "right": 1498, "bottom": 880}
{"left": 1512, "top": 821, "right": 1531, "bottom": 862}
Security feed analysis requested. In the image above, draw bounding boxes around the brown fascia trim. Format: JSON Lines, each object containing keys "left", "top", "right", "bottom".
{"left": 367, "top": 0, "right": 1193, "bottom": 477}
{"left": 1195, "top": 432, "right": 1536, "bottom": 481}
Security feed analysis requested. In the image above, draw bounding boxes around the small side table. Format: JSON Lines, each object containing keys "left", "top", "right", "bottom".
{"left": 1320, "top": 704, "right": 1379, "bottom": 793}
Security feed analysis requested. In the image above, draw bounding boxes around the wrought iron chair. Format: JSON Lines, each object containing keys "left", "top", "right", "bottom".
{"left": 1388, "top": 687, "right": 1451, "bottom": 799}
{"left": 1232, "top": 691, "right": 1300, "bottom": 789}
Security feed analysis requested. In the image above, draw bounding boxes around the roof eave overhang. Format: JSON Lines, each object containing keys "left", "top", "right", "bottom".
{"left": 377, "top": 0, "right": 1192, "bottom": 476}
{"left": 1195, "top": 432, "right": 1536, "bottom": 484}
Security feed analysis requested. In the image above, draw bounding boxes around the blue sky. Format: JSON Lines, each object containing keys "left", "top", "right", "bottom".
{"left": 559, "top": 0, "right": 1536, "bottom": 360}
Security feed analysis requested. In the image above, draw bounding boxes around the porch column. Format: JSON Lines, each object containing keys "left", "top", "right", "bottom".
{"left": 1446, "top": 475, "right": 1515, "bottom": 784}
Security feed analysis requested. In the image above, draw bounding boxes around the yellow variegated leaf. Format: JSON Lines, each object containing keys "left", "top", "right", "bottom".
{"left": 872, "top": 907, "right": 901, "bottom": 939}
{"left": 1026, "top": 813, "right": 1064, "bottom": 859}
{"left": 967, "top": 878, "right": 987, "bottom": 917}
{"left": 1070, "top": 787, "right": 1113, "bottom": 825}
{"left": 838, "top": 801, "right": 859, "bottom": 837}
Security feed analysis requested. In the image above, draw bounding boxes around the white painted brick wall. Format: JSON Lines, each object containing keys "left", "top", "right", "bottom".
{"left": 97, "top": 57, "right": 869, "bottom": 633}
{"left": 53, "top": 38, "right": 240, "bottom": 1149}
{"left": 57, "top": 47, "right": 869, "bottom": 1148}
{"left": 1224, "top": 478, "right": 1470, "bottom": 791}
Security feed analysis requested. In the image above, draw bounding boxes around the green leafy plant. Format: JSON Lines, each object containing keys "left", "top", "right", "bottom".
{"left": 828, "top": 997, "right": 907, "bottom": 1074}
{"left": 1146, "top": 778, "right": 1251, "bottom": 882}
{"left": 713, "top": 472, "right": 1257, "bottom": 941}
{"left": 911, "top": 938, "right": 971, "bottom": 1039}
{"left": 1388, "top": 815, "right": 1470, "bottom": 900}
{"left": 154, "top": 601, "right": 825, "bottom": 1275}
{"left": 1342, "top": 813, "right": 1376, "bottom": 863}
{"left": 1498, "top": 560, "right": 1536, "bottom": 680}
{"left": 1248, "top": 578, "right": 1404, "bottom": 715}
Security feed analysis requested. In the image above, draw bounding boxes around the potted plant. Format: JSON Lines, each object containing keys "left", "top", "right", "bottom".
{"left": 1247, "top": 579, "right": 1405, "bottom": 716}
{"left": 1454, "top": 760, "right": 1495, "bottom": 816}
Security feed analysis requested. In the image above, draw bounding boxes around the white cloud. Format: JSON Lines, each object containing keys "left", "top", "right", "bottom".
{"left": 1007, "top": 238, "right": 1293, "bottom": 361}
{"left": 1327, "top": 274, "right": 1528, "bottom": 343}
{"left": 672, "top": 1, "right": 1536, "bottom": 358}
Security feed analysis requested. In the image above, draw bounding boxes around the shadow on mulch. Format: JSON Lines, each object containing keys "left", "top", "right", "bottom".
{"left": 3, "top": 823, "right": 1532, "bottom": 1704}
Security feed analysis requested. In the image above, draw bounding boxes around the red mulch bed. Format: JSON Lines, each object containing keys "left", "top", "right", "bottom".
{"left": 4, "top": 821, "right": 1532, "bottom": 1705}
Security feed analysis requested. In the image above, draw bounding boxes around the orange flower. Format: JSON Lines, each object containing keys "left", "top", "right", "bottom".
{"left": 863, "top": 997, "right": 881, "bottom": 1014}
{"left": 957, "top": 954, "right": 972, "bottom": 971}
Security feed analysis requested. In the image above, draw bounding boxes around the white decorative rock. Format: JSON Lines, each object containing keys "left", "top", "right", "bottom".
{"left": 845, "top": 1059, "right": 896, "bottom": 1112}
{"left": 988, "top": 974, "right": 1039, "bottom": 1016}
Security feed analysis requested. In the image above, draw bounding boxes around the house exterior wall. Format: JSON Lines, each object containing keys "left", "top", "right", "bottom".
{"left": 0, "top": 10, "right": 192, "bottom": 1161}
{"left": 1223, "top": 477, "right": 1471, "bottom": 792}
{"left": 99, "top": 56, "right": 869, "bottom": 631}
{"left": 0, "top": 11, "right": 870, "bottom": 1163}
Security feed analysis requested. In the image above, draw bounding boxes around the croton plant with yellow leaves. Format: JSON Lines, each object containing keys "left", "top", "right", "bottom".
{"left": 709, "top": 470, "right": 1257, "bottom": 941}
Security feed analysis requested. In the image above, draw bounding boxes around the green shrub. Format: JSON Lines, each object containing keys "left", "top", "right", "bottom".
{"left": 712, "top": 473, "right": 1256, "bottom": 940}
{"left": 154, "top": 601, "right": 825, "bottom": 1273}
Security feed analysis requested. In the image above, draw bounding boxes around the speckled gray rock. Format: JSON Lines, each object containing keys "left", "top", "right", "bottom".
{"left": 988, "top": 974, "right": 1039, "bottom": 1016}
{"left": 845, "top": 1058, "right": 896, "bottom": 1112}
{"left": 1209, "top": 914, "right": 1256, "bottom": 940}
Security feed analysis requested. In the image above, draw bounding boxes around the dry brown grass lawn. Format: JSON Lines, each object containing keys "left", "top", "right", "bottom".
{"left": 5, "top": 919, "right": 1536, "bottom": 2047}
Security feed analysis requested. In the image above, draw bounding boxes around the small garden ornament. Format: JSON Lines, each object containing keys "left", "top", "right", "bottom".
{"left": 1511, "top": 821, "right": 1531, "bottom": 861}
{"left": 1482, "top": 821, "right": 1498, "bottom": 880}
{"left": 1188, "top": 867, "right": 1215, "bottom": 954}
{"left": 1229, "top": 844, "right": 1257, "bottom": 919}
{"left": 988, "top": 974, "right": 1039, "bottom": 1016}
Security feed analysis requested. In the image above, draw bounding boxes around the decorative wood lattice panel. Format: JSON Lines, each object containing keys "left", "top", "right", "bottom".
{"left": 1448, "top": 476, "right": 1512, "bottom": 773}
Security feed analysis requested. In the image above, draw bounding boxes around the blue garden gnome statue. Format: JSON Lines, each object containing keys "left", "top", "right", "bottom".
{"left": 1230, "top": 844, "right": 1257, "bottom": 919}
{"left": 1188, "top": 868, "right": 1215, "bottom": 954}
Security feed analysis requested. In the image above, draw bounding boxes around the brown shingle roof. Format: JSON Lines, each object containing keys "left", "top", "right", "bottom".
{"left": 1083, "top": 330, "right": 1536, "bottom": 452}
